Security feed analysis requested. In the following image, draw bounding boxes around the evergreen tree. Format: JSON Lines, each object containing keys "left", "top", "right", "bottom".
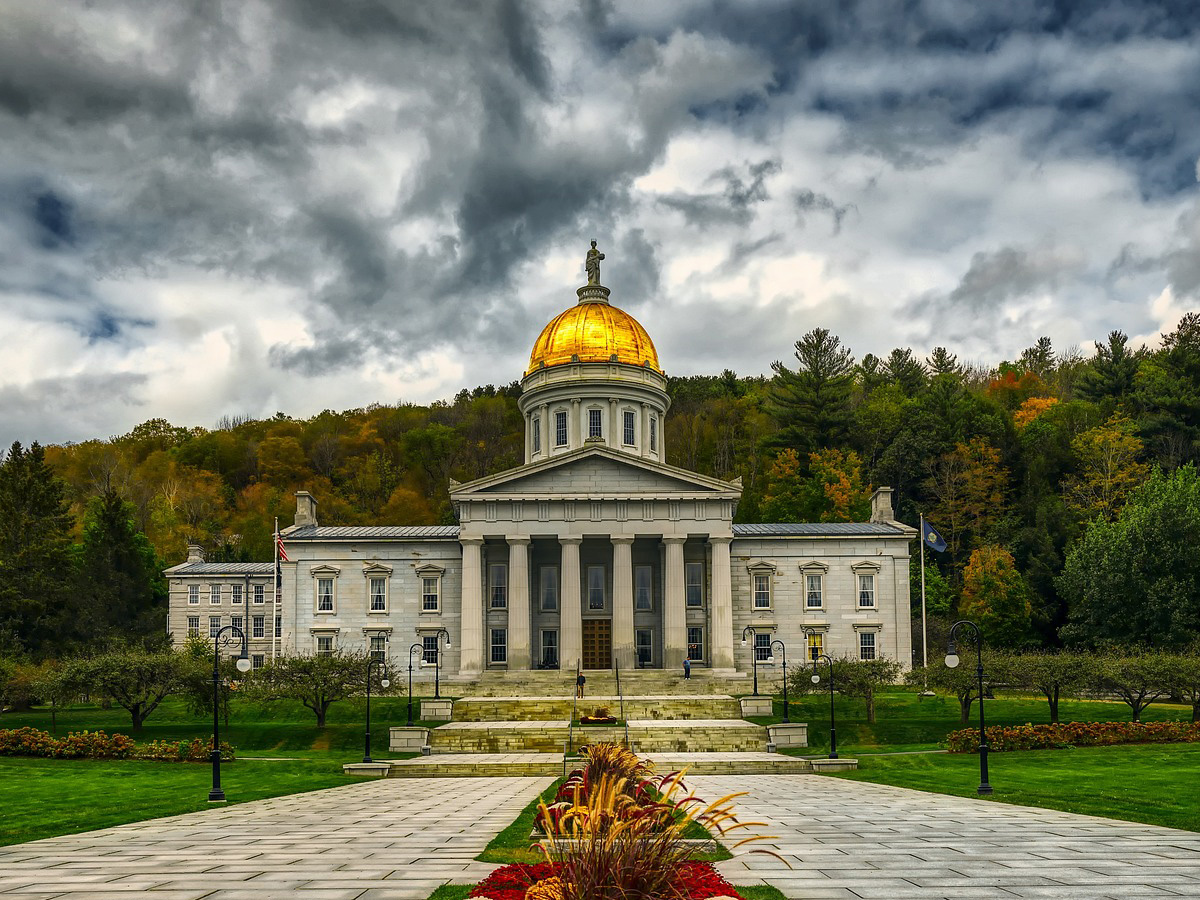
{"left": 927, "top": 346, "right": 961, "bottom": 377}
{"left": 1134, "top": 313, "right": 1200, "bottom": 467}
{"left": 883, "top": 347, "right": 927, "bottom": 397}
{"left": 1076, "top": 330, "right": 1141, "bottom": 408}
{"left": 765, "top": 328, "right": 854, "bottom": 455}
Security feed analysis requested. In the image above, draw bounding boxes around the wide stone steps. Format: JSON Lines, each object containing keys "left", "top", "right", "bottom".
{"left": 453, "top": 694, "right": 742, "bottom": 722}
{"left": 428, "top": 719, "right": 768, "bottom": 754}
{"left": 380, "top": 751, "right": 813, "bottom": 778}
{"left": 450, "top": 671, "right": 758, "bottom": 698}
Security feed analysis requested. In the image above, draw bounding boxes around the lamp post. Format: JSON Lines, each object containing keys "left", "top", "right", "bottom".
{"left": 432, "top": 628, "right": 451, "bottom": 700}
{"left": 946, "top": 619, "right": 992, "bottom": 795}
{"left": 770, "top": 639, "right": 789, "bottom": 723}
{"left": 740, "top": 626, "right": 760, "bottom": 696}
{"left": 809, "top": 653, "right": 837, "bottom": 759}
{"left": 209, "top": 624, "right": 250, "bottom": 802}
{"left": 406, "top": 642, "right": 422, "bottom": 727}
{"left": 363, "top": 654, "right": 390, "bottom": 763}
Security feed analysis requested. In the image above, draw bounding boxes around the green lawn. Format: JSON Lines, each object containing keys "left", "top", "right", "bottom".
{"left": 834, "top": 743, "right": 1200, "bottom": 832}
{"left": 0, "top": 756, "right": 368, "bottom": 846}
{"left": 748, "top": 688, "right": 1194, "bottom": 754}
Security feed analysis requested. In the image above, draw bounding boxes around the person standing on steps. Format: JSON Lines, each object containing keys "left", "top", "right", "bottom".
{"left": 576, "top": 671, "right": 586, "bottom": 698}
{"left": 683, "top": 657, "right": 691, "bottom": 679}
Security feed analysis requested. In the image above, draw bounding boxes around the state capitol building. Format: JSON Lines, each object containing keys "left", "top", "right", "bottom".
{"left": 167, "top": 247, "right": 916, "bottom": 679}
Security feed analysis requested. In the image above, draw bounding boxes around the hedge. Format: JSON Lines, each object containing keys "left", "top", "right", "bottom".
{"left": 0, "top": 727, "right": 234, "bottom": 761}
{"left": 946, "top": 720, "right": 1200, "bottom": 753}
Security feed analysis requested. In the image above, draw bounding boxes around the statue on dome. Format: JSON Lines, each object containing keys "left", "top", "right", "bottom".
{"left": 585, "top": 240, "right": 605, "bottom": 285}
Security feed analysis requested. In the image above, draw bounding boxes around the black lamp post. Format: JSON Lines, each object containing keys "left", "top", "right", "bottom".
{"left": 809, "top": 652, "right": 837, "bottom": 759}
{"left": 406, "top": 642, "right": 422, "bottom": 727}
{"left": 432, "top": 628, "right": 451, "bottom": 700}
{"left": 209, "top": 624, "right": 250, "bottom": 802}
{"left": 740, "top": 626, "right": 760, "bottom": 696}
{"left": 946, "top": 619, "right": 992, "bottom": 795}
{"left": 363, "top": 655, "right": 390, "bottom": 763}
{"left": 770, "top": 639, "right": 789, "bottom": 723}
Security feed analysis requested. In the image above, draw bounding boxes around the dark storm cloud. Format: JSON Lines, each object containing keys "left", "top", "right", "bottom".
{"left": 0, "top": 372, "right": 148, "bottom": 446}
{"left": 657, "top": 159, "right": 781, "bottom": 227}
{"left": 794, "top": 189, "right": 853, "bottom": 234}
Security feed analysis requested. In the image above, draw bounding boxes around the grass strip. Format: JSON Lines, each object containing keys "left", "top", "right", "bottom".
{"left": 476, "top": 778, "right": 564, "bottom": 864}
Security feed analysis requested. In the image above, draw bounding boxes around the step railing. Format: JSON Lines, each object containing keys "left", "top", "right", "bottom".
{"left": 614, "top": 662, "right": 629, "bottom": 747}
{"left": 565, "top": 661, "right": 581, "bottom": 772}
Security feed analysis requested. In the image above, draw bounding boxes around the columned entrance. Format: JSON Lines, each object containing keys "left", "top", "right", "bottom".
{"left": 582, "top": 619, "right": 612, "bottom": 669}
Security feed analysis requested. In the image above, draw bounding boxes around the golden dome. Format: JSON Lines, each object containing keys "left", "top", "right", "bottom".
{"left": 527, "top": 288, "right": 661, "bottom": 375}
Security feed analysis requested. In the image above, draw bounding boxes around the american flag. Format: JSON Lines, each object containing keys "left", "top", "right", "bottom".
{"left": 276, "top": 535, "right": 290, "bottom": 562}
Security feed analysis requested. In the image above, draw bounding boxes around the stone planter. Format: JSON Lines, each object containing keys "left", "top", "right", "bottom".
{"left": 739, "top": 696, "right": 773, "bottom": 717}
{"left": 766, "top": 722, "right": 808, "bottom": 750}
{"left": 389, "top": 726, "right": 430, "bottom": 753}
{"left": 420, "top": 698, "right": 453, "bottom": 721}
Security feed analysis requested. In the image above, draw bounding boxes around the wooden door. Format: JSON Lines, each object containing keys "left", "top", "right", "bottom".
{"left": 582, "top": 620, "right": 612, "bottom": 670}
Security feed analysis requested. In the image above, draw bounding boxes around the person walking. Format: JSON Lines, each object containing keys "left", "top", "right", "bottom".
{"left": 683, "top": 657, "right": 691, "bottom": 679}
{"left": 576, "top": 671, "right": 586, "bottom": 698}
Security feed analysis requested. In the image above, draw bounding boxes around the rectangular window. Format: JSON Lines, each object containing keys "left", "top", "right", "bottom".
{"left": 541, "top": 630, "right": 558, "bottom": 668}
{"left": 210, "top": 585, "right": 221, "bottom": 605}
{"left": 685, "top": 562, "right": 703, "bottom": 607}
{"left": 275, "top": 615, "right": 282, "bottom": 638}
{"left": 369, "top": 576, "right": 386, "bottom": 611}
{"left": 634, "top": 565, "right": 652, "bottom": 610}
{"left": 371, "top": 634, "right": 388, "bottom": 663}
{"left": 555, "top": 411, "right": 568, "bottom": 446}
{"left": 860, "top": 631, "right": 877, "bottom": 660}
{"left": 636, "top": 628, "right": 653, "bottom": 666}
{"left": 232, "top": 584, "right": 243, "bottom": 605}
{"left": 209, "top": 616, "right": 221, "bottom": 638}
{"left": 532, "top": 417, "right": 541, "bottom": 452}
{"left": 753, "top": 574, "right": 771, "bottom": 609}
{"left": 806, "top": 574, "right": 823, "bottom": 609}
{"left": 650, "top": 416, "right": 657, "bottom": 451}
{"left": 422, "top": 576, "right": 440, "bottom": 611}
{"left": 540, "top": 567, "right": 558, "bottom": 611}
{"left": 187, "top": 616, "right": 200, "bottom": 636}
{"left": 188, "top": 585, "right": 199, "bottom": 605}
{"left": 858, "top": 574, "right": 876, "bottom": 608}
{"left": 317, "top": 578, "right": 334, "bottom": 611}
{"left": 687, "top": 626, "right": 704, "bottom": 661}
{"left": 254, "top": 584, "right": 265, "bottom": 604}
{"left": 623, "top": 410, "right": 635, "bottom": 445}
{"left": 490, "top": 564, "right": 508, "bottom": 609}
{"left": 588, "top": 407, "right": 603, "bottom": 438}
{"left": 252, "top": 615, "right": 265, "bottom": 638}
{"left": 587, "top": 565, "right": 605, "bottom": 610}
{"left": 491, "top": 628, "right": 507, "bottom": 664}
{"left": 316, "top": 635, "right": 334, "bottom": 656}
{"left": 251, "top": 654, "right": 264, "bottom": 670}
{"left": 754, "top": 632, "right": 772, "bottom": 662}
{"left": 422, "top": 634, "right": 438, "bottom": 665}
{"left": 808, "top": 632, "right": 824, "bottom": 662}
{"left": 231, "top": 615, "right": 243, "bottom": 635}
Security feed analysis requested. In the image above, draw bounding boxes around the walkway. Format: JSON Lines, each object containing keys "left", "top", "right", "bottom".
{"left": 0, "top": 776, "right": 551, "bottom": 900}
{"left": 694, "top": 774, "right": 1200, "bottom": 899}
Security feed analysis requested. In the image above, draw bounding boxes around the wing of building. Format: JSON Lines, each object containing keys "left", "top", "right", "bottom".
{"left": 166, "top": 249, "right": 916, "bottom": 676}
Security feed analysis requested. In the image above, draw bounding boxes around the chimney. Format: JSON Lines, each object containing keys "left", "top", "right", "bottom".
{"left": 294, "top": 491, "right": 319, "bottom": 528}
{"left": 186, "top": 543, "right": 205, "bottom": 564}
{"left": 870, "top": 487, "right": 895, "bottom": 524}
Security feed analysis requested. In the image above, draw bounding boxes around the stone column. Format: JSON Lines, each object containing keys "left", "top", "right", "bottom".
{"left": 508, "top": 537, "right": 532, "bottom": 670}
{"left": 709, "top": 536, "right": 735, "bottom": 671}
{"left": 662, "top": 536, "right": 687, "bottom": 669}
{"left": 609, "top": 398, "right": 619, "bottom": 449}
{"left": 460, "top": 538, "right": 484, "bottom": 675}
{"left": 560, "top": 537, "right": 583, "bottom": 671}
{"left": 540, "top": 404, "right": 549, "bottom": 458}
{"left": 570, "top": 399, "right": 581, "bottom": 450}
{"left": 641, "top": 405, "right": 650, "bottom": 458}
{"left": 611, "top": 536, "right": 635, "bottom": 669}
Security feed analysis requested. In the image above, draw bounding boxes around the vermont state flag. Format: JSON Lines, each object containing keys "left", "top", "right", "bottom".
{"left": 922, "top": 521, "right": 948, "bottom": 553}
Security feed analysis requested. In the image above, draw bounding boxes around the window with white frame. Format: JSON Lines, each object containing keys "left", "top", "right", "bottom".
{"left": 634, "top": 565, "right": 652, "bottom": 610}
{"left": 251, "top": 654, "right": 264, "bottom": 669}
{"left": 252, "top": 615, "right": 265, "bottom": 638}
{"left": 254, "top": 584, "right": 265, "bottom": 604}
{"left": 687, "top": 626, "right": 704, "bottom": 661}
{"left": 370, "top": 634, "right": 388, "bottom": 663}
{"left": 210, "top": 585, "right": 221, "bottom": 605}
{"left": 858, "top": 574, "right": 876, "bottom": 608}
{"left": 491, "top": 628, "right": 507, "bottom": 664}
{"left": 532, "top": 416, "right": 541, "bottom": 452}
{"left": 588, "top": 407, "right": 603, "bottom": 438}
{"left": 636, "top": 628, "right": 653, "bottom": 666}
{"left": 753, "top": 574, "right": 771, "bottom": 609}
{"left": 316, "top": 635, "right": 334, "bottom": 656}
{"left": 188, "top": 585, "right": 199, "bottom": 605}
{"left": 317, "top": 577, "right": 334, "bottom": 612}
{"left": 275, "top": 615, "right": 281, "bottom": 638}
{"left": 422, "top": 634, "right": 438, "bottom": 664}
{"left": 541, "top": 630, "right": 558, "bottom": 667}
{"left": 859, "top": 631, "right": 877, "bottom": 660}
{"left": 231, "top": 615, "right": 243, "bottom": 635}
{"left": 587, "top": 565, "right": 605, "bottom": 610}
{"left": 490, "top": 564, "right": 508, "bottom": 608}
{"left": 685, "top": 562, "right": 703, "bottom": 607}
{"left": 422, "top": 576, "right": 440, "bottom": 611}
{"left": 806, "top": 574, "right": 823, "bottom": 609}
{"left": 754, "top": 632, "right": 772, "bottom": 662}
{"left": 650, "top": 416, "right": 657, "bottom": 451}
{"left": 555, "top": 410, "right": 568, "bottom": 446}
{"left": 369, "top": 576, "right": 387, "bottom": 612}
{"left": 232, "top": 584, "right": 243, "bottom": 605}
{"left": 187, "top": 615, "right": 200, "bottom": 636}
{"left": 807, "top": 631, "right": 824, "bottom": 662}
{"left": 540, "top": 566, "right": 558, "bottom": 611}
{"left": 623, "top": 410, "right": 635, "bottom": 445}
{"left": 209, "top": 616, "right": 221, "bottom": 637}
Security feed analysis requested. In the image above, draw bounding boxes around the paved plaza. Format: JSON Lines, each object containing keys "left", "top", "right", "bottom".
{"left": 4, "top": 773, "right": 1200, "bottom": 899}
{"left": 698, "top": 774, "right": 1200, "bottom": 899}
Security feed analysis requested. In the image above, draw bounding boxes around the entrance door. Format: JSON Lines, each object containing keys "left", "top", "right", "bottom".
{"left": 582, "top": 620, "right": 612, "bottom": 670}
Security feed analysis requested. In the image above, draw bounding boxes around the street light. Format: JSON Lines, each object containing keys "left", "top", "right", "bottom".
{"left": 432, "top": 628, "right": 451, "bottom": 700}
{"left": 363, "top": 633, "right": 390, "bottom": 763}
{"left": 809, "top": 652, "right": 837, "bottom": 759}
{"left": 406, "top": 642, "right": 422, "bottom": 727}
{"left": 740, "top": 626, "right": 760, "bottom": 696}
{"left": 770, "top": 639, "right": 789, "bottom": 723}
{"left": 946, "top": 618, "right": 992, "bottom": 795}
{"left": 209, "top": 624, "right": 250, "bottom": 802}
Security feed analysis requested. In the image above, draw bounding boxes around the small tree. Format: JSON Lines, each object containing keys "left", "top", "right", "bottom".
{"left": 1010, "top": 650, "right": 1091, "bottom": 724}
{"left": 56, "top": 646, "right": 194, "bottom": 731}
{"left": 246, "top": 649, "right": 393, "bottom": 727}
{"left": 830, "top": 656, "right": 902, "bottom": 723}
{"left": 1165, "top": 651, "right": 1200, "bottom": 723}
{"left": 907, "top": 651, "right": 1008, "bottom": 723}
{"left": 1092, "top": 650, "right": 1172, "bottom": 722}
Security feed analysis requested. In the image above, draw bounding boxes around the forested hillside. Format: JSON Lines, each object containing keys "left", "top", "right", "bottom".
{"left": 4, "top": 313, "right": 1199, "bottom": 656}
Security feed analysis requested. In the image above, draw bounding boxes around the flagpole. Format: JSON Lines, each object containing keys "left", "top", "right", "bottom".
{"left": 920, "top": 512, "right": 928, "bottom": 689}
{"left": 273, "top": 516, "right": 279, "bottom": 663}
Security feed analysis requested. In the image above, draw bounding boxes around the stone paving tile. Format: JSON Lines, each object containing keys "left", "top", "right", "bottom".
{"left": 692, "top": 774, "right": 1200, "bottom": 900}
{"left": 0, "top": 776, "right": 550, "bottom": 898}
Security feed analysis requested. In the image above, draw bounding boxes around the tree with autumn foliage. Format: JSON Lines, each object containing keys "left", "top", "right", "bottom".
{"left": 959, "top": 544, "right": 1033, "bottom": 646}
{"left": 761, "top": 447, "right": 870, "bottom": 523}
{"left": 1064, "top": 413, "right": 1149, "bottom": 522}
{"left": 925, "top": 438, "right": 1008, "bottom": 559}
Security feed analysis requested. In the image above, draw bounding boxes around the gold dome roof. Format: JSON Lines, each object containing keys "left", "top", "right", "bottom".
{"left": 527, "top": 287, "right": 661, "bottom": 375}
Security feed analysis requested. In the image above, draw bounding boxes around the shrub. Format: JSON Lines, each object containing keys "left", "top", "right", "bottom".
{"left": 0, "top": 727, "right": 232, "bottom": 761}
{"left": 946, "top": 720, "right": 1200, "bottom": 752}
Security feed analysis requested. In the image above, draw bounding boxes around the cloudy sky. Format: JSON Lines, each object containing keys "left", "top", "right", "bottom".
{"left": 3, "top": 0, "right": 1200, "bottom": 447}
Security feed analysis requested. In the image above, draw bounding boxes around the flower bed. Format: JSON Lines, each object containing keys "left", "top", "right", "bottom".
{"left": 0, "top": 727, "right": 234, "bottom": 761}
{"left": 946, "top": 720, "right": 1200, "bottom": 753}
{"left": 469, "top": 860, "right": 744, "bottom": 900}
